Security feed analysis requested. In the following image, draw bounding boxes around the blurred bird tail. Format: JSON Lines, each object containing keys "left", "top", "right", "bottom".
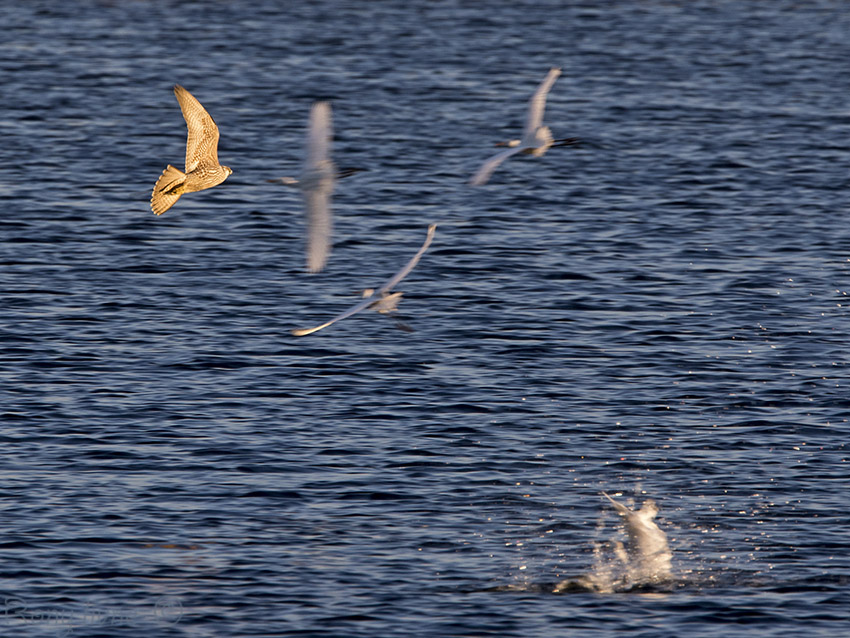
{"left": 151, "top": 165, "right": 186, "bottom": 215}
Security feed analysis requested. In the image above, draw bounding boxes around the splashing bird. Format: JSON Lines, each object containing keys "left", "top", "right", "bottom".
{"left": 291, "top": 224, "right": 436, "bottom": 336}
{"left": 469, "top": 67, "right": 577, "bottom": 186}
{"left": 150, "top": 85, "right": 232, "bottom": 215}
{"left": 602, "top": 492, "right": 672, "bottom": 583}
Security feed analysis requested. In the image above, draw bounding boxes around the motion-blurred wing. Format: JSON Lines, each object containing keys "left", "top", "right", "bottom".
{"left": 174, "top": 85, "right": 221, "bottom": 172}
{"left": 469, "top": 147, "right": 522, "bottom": 186}
{"left": 522, "top": 67, "right": 561, "bottom": 138}
{"left": 291, "top": 296, "right": 376, "bottom": 337}
{"left": 305, "top": 101, "right": 332, "bottom": 170}
{"left": 378, "top": 224, "right": 437, "bottom": 294}
{"left": 303, "top": 186, "right": 333, "bottom": 273}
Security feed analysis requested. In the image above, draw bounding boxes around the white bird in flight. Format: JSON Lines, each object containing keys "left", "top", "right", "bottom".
{"left": 469, "top": 67, "right": 577, "bottom": 186}
{"left": 292, "top": 224, "right": 436, "bottom": 336}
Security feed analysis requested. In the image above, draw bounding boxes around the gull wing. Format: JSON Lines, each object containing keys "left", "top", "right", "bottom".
{"left": 297, "top": 102, "right": 336, "bottom": 273}
{"left": 305, "top": 101, "right": 332, "bottom": 170}
{"left": 302, "top": 186, "right": 333, "bottom": 273}
{"left": 291, "top": 296, "right": 376, "bottom": 337}
{"left": 522, "top": 67, "right": 561, "bottom": 139}
{"left": 173, "top": 85, "right": 221, "bottom": 172}
{"left": 602, "top": 492, "right": 632, "bottom": 517}
{"left": 469, "top": 147, "right": 523, "bottom": 186}
{"left": 378, "top": 224, "right": 437, "bottom": 294}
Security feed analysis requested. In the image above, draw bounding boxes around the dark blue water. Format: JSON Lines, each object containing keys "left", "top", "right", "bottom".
{"left": 2, "top": 0, "right": 849, "bottom": 636}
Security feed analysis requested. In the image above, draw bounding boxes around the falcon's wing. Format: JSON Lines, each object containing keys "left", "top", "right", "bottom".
{"left": 522, "top": 67, "right": 561, "bottom": 138}
{"left": 174, "top": 85, "right": 221, "bottom": 172}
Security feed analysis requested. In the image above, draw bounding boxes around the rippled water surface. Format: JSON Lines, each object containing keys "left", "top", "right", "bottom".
{"left": 2, "top": 1, "right": 850, "bottom": 636}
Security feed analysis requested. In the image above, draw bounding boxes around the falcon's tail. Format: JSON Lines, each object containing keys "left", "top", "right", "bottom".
{"left": 151, "top": 165, "right": 186, "bottom": 215}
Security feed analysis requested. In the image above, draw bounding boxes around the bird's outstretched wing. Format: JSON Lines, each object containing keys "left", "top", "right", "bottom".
{"left": 602, "top": 492, "right": 632, "bottom": 517}
{"left": 299, "top": 101, "right": 336, "bottom": 273}
{"left": 378, "top": 224, "right": 437, "bottom": 294}
{"left": 305, "top": 101, "right": 332, "bottom": 169}
{"left": 303, "top": 186, "right": 333, "bottom": 273}
{"left": 523, "top": 67, "right": 561, "bottom": 139}
{"left": 174, "top": 85, "right": 221, "bottom": 172}
{"left": 291, "top": 296, "right": 376, "bottom": 337}
{"left": 469, "top": 147, "right": 523, "bottom": 186}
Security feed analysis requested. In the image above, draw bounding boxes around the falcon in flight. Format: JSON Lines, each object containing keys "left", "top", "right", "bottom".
{"left": 151, "top": 85, "right": 232, "bottom": 215}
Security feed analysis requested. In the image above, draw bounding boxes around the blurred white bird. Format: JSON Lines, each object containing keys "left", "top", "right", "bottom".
{"left": 292, "top": 224, "right": 436, "bottom": 336}
{"left": 470, "top": 67, "right": 577, "bottom": 186}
